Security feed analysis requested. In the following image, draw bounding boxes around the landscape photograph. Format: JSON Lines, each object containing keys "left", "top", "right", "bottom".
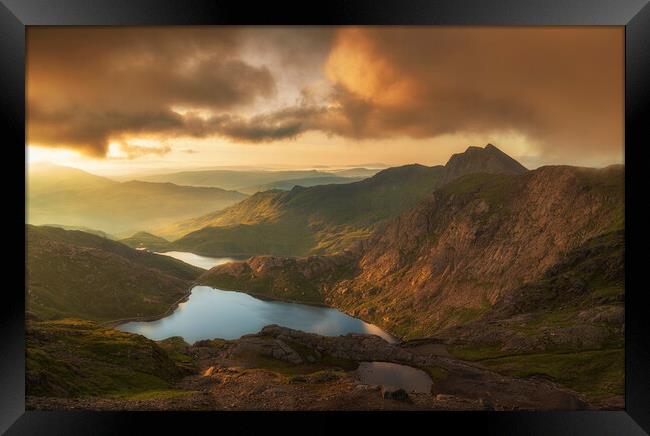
{"left": 25, "top": 26, "right": 624, "bottom": 411}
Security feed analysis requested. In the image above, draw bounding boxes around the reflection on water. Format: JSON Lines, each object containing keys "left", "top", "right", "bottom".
{"left": 355, "top": 361, "right": 433, "bottom": 393}
{"left": 118, "top": 286, "right": 397, "bottom": 344}
{"left": 155, "top": 251, "right": 238, "bottom": 270}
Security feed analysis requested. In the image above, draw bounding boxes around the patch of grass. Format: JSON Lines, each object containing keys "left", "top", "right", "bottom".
{"left": 448, "top": 344, "right": 506, "bottom": 361}
{"left": 114, "top": 389, "right": 196, "bottom": 401}
{"left": 589, "top": 286, "right": 623, "bottom": 302}
{"left": 449, "top": 345, "right": 623, "bottom": 401}
{"left": 419, "top": 365, "right": 449, "bottom": 391}
{"left": 26, "top": 319, "right": 192, "bottom": 398}
{"left": 157, "top": 337, "right": 196, "bottom": 372}
{"left": 193, "top": 338, "right": 228, "bottom": 348}
{"left": 288, "top": 369, "right": 346, "bottom": 384}
{"left": 239, "top": 344, "right": 359, "bottom": 377}
{"left": 438, "top": 306, "right": 487, "bottom": 329}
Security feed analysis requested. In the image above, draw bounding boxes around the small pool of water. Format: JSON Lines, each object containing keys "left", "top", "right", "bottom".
{"left": 118, "top": 286, "right": 397, "bottom": 344}
{"left": 355, "top": 361, "right": 432, "bottom": 393}
{"left": 155, "top": 251, "right": 240, "bottom": 270}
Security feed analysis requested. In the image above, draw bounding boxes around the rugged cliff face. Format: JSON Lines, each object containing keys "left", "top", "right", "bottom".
{"left": 198, "top": 164, "right": 623, "bottom": 340}
{"left": 199, "top": 252, "right": 358, "bottom": 304}
{"left": 327, "top": 165, "right": 623, "bottom": 337}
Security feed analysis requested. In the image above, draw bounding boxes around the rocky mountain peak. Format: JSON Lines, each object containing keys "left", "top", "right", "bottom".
{"left": 443, "top": 144, "right": 528, "bottom": 183}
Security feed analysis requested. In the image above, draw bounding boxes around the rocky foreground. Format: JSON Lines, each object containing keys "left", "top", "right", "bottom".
{"left": 27, "top": 323, "right": 606, "bottom": 411}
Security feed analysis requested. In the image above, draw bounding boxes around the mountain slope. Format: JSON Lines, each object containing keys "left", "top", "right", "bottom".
{"left": 27, "top": 225, "right": 204, "bottom": 321}
{"left": 169, "top": 144, "right": 527, "bottom": 254}
{"left": 27, "top": 165, "right": 247, "bottom": 236}
{"left": 198, "top": 164, "right": 624, "bottom": 340}
{"left": 169, "top": 165, "right": 446, "bottom": 253}
{"left": 28, "top": 163, "right": 115, "bottom": 195}
{"left": 26, "top": 319, "right": 190, "bottom": 399}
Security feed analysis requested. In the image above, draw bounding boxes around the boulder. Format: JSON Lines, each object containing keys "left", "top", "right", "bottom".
{"left": 381, "top": 386, "right": 409, "bottom": 402}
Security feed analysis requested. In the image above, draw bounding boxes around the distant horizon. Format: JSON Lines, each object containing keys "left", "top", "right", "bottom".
{"left": 27, "top": 143, "right": 624, "bottom": 179}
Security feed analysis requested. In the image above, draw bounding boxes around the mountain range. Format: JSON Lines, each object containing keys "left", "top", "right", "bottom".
{"left": 165, "top": 144, "right": 527, "bottom": 253}
{"left": 133, "top": 167, "right": 378, "bottom": 192}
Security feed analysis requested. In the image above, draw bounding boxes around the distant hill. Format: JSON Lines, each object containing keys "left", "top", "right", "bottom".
{"left": 28, "top": 163, "right": 115, "bottom": 195}
{"left": 119, "top": 231, "right": 172, "bottom": 251}
{"left": 238, "top": 175, "right": 366, "bottom": 195}
{"left": 27, "top": 225, "right": 203, "bottom": 322}
{"left": 169, "top": 144, "right": 529, "bottom": 255}
{"left": 40, "top": 224, "right": 114, "bottom": 239}
{"left": 329, "top": 167, "right": 383, "bottom": 178}
{"left": 136, "top": 169, "right": 346, "bottom": 191}
{"left": 27, "top": 165, "right": 247, "bottom": 236}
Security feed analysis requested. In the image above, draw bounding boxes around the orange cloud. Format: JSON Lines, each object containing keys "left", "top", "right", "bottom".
{"left": 325, "top": 28, "right": 417, "bottom": 107}
{"left": 26, "top": 26, "right": 623, "bottom": 164}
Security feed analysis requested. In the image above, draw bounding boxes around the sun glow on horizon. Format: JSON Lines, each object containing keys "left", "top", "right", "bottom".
{"left": 27, "top": 145, "right": 83, "bottom": 166}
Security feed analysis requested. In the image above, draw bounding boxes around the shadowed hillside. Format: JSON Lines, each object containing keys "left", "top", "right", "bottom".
{"left": 27, "top": 225, "right": 203, "bottom": 322}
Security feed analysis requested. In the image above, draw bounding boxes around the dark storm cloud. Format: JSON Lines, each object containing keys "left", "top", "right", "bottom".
{"left": 322, "top": 27, "right": 624, "bottom": 157}
{"left": 173, "top": 27, "right": 624, "bottom": 157}
{"left": 27, "top": 27, "right": 623, "bottom": 160}
{"left": 27, "top": 27, "right": 276, "bottom": 155}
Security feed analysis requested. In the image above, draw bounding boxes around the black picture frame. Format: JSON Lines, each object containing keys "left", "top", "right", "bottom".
{"left": 2, "top": 0, "right": 648, "bottom": 434}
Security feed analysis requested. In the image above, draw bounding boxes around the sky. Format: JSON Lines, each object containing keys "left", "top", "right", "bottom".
{"left": 26, "top": 26, "right": 624, "bottom": 176}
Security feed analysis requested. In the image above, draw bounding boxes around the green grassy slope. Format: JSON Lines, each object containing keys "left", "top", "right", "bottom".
{"left": 27, "top": 225, "right": 203, "bottom": 321}
{"left": 26, "top": 320, "right": 191, "bottom": 399}
{"left": 171, "top": 164, "right": 447, "bottom": 255}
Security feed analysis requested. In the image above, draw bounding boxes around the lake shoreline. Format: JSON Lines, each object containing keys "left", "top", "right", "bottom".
{"left": 112, "top": 282, "right": 403, "bottom": 344}
{"left": 99, "top": 283, "right": 195, "bottom": 328}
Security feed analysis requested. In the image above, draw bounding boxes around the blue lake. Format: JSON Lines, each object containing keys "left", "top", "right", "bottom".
{"left": 118, "top": 285, "right": 397, "bottom": 344}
